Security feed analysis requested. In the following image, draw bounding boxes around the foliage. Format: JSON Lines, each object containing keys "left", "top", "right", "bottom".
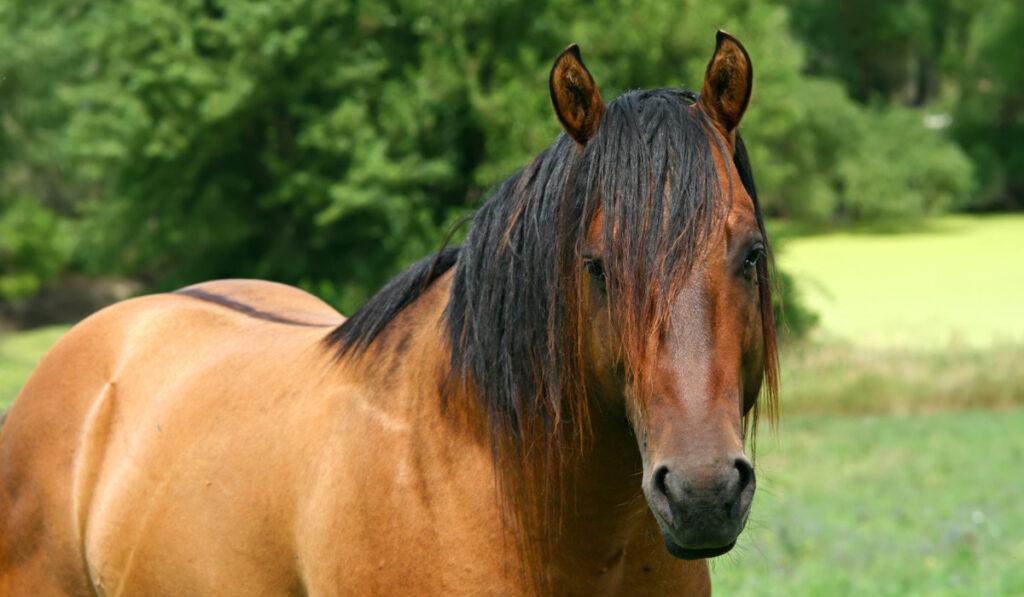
{"left": 785, "top": 0, "right": 1024, "bottom": 209}
{"left": 952, "top": 1, "right": 1024, "bottom": 209}
{"left": 0, "top": 197, "right": 75, "bottom": 299}
{"left": 0, "top": 0, "right": 982, "bottom": 318}
{"left": 0, "top": 3, "right": 86, "bottom": 300}
{"left": 784, "top": 0, "right": 970, "bottom": 106}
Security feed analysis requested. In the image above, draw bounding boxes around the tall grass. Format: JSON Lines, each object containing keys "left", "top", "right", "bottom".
{"left": 781, "top": 341, "right": 1024, "bottom": 416}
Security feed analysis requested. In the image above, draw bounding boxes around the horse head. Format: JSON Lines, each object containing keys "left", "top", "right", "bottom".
{"left": 551, "top": 31, "right": 777, "bottom": 560}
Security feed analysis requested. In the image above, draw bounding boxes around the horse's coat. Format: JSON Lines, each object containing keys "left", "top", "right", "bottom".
{"left": 0, "top": 32, "right": 776, "bottom": 595}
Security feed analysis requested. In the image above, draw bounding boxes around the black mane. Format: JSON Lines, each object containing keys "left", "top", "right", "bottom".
{"left": 444, "top": 87, "right": 730, "bottom": 458}
{"left": 325, "top": 247, "right": 460, "bottom": 356}
{"left": 326, "top": 87, "right": 775, "bottom": 460}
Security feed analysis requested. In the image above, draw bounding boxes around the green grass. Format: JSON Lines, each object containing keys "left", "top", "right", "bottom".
{"left": 778, "top": 214, "right": 1024, "bottom": 349}
{"left": 0, "top": 325, "right": 69, "bottom": 409}
{"left": 728, "top": 216, "right": 1024, "bottom": 593}
{"left": 712, "top": 409, "right": 1024, "bottom": 596}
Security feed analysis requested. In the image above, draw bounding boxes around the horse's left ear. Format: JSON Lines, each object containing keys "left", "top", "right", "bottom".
{"left": 698, "top": 31, "right": 753, "bottom": 139}
{"left": 550, "top": 44, "right": 606, "bottom": 146}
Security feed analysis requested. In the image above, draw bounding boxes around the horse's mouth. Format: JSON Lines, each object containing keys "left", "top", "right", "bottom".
{"left": 662, "top": 536, "right": 737, "bottom": 560}
{"left": 649, "top": 501, "right": 748, "bottom": 560}
{"left": 654, "top": 513, "right": 743, "bottom": 560}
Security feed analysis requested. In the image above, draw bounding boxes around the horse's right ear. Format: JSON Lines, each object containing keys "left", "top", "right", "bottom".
{"left": 698, "top": 30, "right": 753, "bottom": 141}
{"left": 549, "top": 44, "right": 606, "bottom": 146}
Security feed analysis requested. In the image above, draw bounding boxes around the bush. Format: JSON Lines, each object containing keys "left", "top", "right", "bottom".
{"left": 0, "top": 196, "right": 75, "bottom": 300}
{"left": 0, "top": 0, "right": 978, "bottom": 315}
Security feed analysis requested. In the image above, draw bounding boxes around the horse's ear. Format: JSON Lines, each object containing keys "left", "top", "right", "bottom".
{"left": 698, "top": 30, "right": 753, "bottom": 139}
{"left": 549, "top": 44, "right": 606, "bottom": 146}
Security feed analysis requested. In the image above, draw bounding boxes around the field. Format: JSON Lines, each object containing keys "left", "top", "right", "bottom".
{"left": 776, "top": 214, "right": 1024, "bottom": 349}
{"left": 707, "top": 214, "right": 1024, "bottom": 594}
{"left": 1, "top": 215, "right": 1021, "bottom": 594}
{"left": 0, "top": 325, "right": 67, "bottom": 408}
{"left": 711, "top": 411, "right": 1024, "bottom": 595}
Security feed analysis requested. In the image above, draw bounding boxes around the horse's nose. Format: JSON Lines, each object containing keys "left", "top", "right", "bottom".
{"left": 649, "top": 456, "right": 756, "bottom": 525}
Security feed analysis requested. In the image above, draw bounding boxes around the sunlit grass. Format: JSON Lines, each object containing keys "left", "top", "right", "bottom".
{"left": 778, "top": 214, "right": 1024, "bottom": 350}
{"left": 716, "top": 215, "right": 1024, "bottom": 594}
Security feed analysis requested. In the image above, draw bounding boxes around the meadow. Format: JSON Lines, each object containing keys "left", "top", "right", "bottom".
{"left": 709, "top": 214, "right": 1024, "bottom": 595}
{"left": 0, "top": 325, "right": 66, "bottom": 408}
{"left": 1, "top": 215, "right": 1021, "bottom": 594}
{"left": 776, "top": 214, "right": 1024, "bottom": 350}
{"left": 712, "top": 410, "right": 1024, "bottom": 596}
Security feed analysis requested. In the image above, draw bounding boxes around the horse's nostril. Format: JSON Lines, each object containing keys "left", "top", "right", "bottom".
{"left": 730, "top": 457, "right": 756, "bottom": 520}
{"left": 735, "top": 457, "right": 754, "bottom": 493}
{"left": 653, "top": 464, "right": 671, "bottom": 499}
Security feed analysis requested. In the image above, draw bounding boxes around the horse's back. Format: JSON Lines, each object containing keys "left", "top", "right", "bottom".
{"left": 0, "top": 280, "right": 344, "bottom": 595}
{"left": 175, "top": 278, "right": 345, "bottom": 327}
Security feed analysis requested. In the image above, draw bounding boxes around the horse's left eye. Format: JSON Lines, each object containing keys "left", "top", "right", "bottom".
{"left": 744, "top": 247, "right": 764, "bottom": 273}
{"left": 583, "top": 258, "right": 606, "bottom": 283}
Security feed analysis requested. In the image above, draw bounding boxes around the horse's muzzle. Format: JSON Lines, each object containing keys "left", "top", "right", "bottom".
{"left": 642, "top": 455, "right": 756, "bottom": 560}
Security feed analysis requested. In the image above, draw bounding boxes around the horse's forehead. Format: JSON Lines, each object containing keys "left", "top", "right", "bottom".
{"left": 584, "top": 202, "right": 603, "bottom": 245}
{"left": 725, "top": 188, "right": 758, "bottom": 241}
{"left": 708, "top": 138, "right": 758, "bottom": 241}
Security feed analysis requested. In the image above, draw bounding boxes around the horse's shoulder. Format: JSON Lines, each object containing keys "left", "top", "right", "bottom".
{"left": 172, "top": 279, "right": 344, "bottom": 327}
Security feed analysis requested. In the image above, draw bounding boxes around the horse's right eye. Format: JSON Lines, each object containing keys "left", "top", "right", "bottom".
{"left": 583, "top": 258, "right": 606, "bottom": 284}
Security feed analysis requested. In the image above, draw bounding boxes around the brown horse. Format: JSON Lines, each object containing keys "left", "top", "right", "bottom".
{"left": 0, "top": 32, "right": 777, "bottom": 595}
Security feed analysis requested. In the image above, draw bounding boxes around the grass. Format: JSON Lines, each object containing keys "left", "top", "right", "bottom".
{"left": 778, "top": 214, "right": 1024, "bottom": 349}
{"left": 780, "top": 341, "right": 1024, "bottom": 416}
{"left": 0, "top": 325, "right": 69, "bottom": 409}
{"left": 714, "top": 214, "right": 1024, "bottom": 594}
{"left": 771, "top": 213, "right": 1024, "bottom": 415}
{"left": 711, "top": 409, "right": 1024, "bottom": 596}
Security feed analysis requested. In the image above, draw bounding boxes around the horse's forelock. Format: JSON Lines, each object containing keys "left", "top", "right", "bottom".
{"left": 584, "top": 90, "right": 730, "bottom": 402}
{"left": 446, "top": 88, "right": 750, "bottom": 465}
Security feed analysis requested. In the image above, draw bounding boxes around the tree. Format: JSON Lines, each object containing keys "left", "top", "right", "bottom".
{"left": 0, "top": 0, "right": 977, "bottom": 325}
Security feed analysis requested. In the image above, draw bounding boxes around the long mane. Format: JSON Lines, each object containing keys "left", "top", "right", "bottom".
{"left": 326, "top": 87, "right": 778, "bottom": 467}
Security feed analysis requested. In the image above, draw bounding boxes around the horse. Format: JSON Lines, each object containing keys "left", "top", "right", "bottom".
{"left": 0, "top": 31, "right": 777, "bottom": 595}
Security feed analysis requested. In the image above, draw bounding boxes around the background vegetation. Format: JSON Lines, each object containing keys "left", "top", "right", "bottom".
{"left": 2, "top": 1, "right": 1021, "bottom": 594}
{"left": 3, "top": 0, "right": 1015, "bottom": 315}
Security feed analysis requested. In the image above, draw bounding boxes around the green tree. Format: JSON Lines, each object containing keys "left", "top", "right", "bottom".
{"left": 0, "top": 2, "right": 91, "bottom": 300}
{"left": 783, "top": 0, "right": 1022, "bottom": 209}
{"left": 952, "top": 1, "right": 1024, "bottom": 209}
{"left": 0, "top": 0, "right": 978, "bottom": 330}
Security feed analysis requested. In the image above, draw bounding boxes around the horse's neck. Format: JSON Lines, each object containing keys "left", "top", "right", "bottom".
{"left": 540, "top": 412, "right": 648, "bottom": 564}
{"left": 350, "top": 272, "right": 649, "bottom": 583}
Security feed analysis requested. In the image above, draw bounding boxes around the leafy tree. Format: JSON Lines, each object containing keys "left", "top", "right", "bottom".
{"left": 952, "top": 1, "right": 1024, "bottom": 209}
{"left": 783, "top": 0, "right": 1022, "bottom": 209}
{"left": 0, "top": 2, "right": 90, "bottom": 300}
{"left": 0, "top": 0, "right": 980, "bottom": 334}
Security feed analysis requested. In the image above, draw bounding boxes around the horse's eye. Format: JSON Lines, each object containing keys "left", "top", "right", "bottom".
{"left": 583, "top": 258, "right": 606, "bottom": 283}
{"left": 743, "top": 246, "right": 764, "bottom": 274}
